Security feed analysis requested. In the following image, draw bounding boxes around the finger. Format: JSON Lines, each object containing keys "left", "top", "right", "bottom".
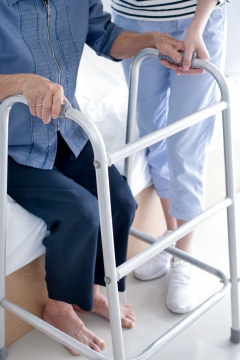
{"left": 35, "top": 97, "right": 44, "bottom": 120}
{"left": 183, "top": 47, "right": 194, "bottom": 71}
{"left": 179, "top": 66, "right": 204, "bottom": 75}
{"left": 160, "top": 59, "right": 181, "bottom": 71}
{"left": 174, "top": 40, "right": 185, "bottom": 53}
{"left": 27, "top": 94, "right": 38, "bottom": 117}
{"left": 51, "top": 85, "right": 65, "bottom": 119}
{"left": 159, "top": 40, "right": 183, "bottom": 63}
{"left": 166, "top": 45, "right": 182, "bottom": 63}
{"left": 41, "top": 92, "right": 53, "bottom": 124}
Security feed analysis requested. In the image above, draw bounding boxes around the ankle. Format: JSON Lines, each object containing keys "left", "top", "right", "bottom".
{"left": 44, "top": 299, "right": 73, "bottom": 317}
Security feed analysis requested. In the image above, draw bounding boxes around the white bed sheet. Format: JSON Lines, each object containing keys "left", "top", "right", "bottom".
{"left": 6, "top": 195, "right": 49, "bottom": 276}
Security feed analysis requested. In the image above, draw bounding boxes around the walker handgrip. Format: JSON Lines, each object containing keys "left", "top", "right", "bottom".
{"left": 59, "top": 101, "right": 72, "bottom": 119}
{"left": 158, "top": 51, "right": 197, "bottom": 68}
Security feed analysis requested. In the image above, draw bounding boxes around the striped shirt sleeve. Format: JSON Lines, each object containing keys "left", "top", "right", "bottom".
{"left": 111, "top": 0, "right": 227, "bottom": 21}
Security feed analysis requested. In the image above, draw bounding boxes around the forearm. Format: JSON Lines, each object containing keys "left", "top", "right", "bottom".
{"left": 110, "top": 31, "right": 154, "bottom": 59}
{"left": 190, "top": 0, "right": 218, "bottom": 34}
{"left": 0, "top": 74, "right": 26, "bottom": 101}
{"left": 110, "top": 30, "right": 183, "bottom": 62}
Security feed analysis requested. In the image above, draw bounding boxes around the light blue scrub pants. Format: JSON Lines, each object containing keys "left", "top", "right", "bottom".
{"left": 113, "top": 7, "right": 225, "bottom": 221}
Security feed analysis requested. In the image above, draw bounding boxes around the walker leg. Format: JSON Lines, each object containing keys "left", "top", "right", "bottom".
{"left": 221, "top": 93, "right": 240, "bottom": 343}
{"left": 0, "top": 347, "right": 7, "bottom": 360}
{"left": 227, "top": 203, "right": 240, "bottom": 344}
{"left": 231, "top": 328, "right": 240, "bottom": 344}
{"left": 227, "top": 208, "right": 240, "bottom": 344}
{"left": 0, "top": 308, "right": 7, "bottom": 360}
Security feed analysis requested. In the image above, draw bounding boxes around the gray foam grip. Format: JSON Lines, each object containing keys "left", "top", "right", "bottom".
{"left": 59, "top": 101, "right": 72, "bottom": 119}
{"left": 158, "top": 52, "right": 197, "bottom": 67}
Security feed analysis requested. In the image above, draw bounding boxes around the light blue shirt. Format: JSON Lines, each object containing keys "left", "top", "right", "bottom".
{"left": 1, "top": 0, "right": 124, "bottom": 169}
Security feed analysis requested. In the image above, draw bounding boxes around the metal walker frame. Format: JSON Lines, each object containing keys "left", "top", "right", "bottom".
{"left": 0, "top": 49, "right": 239, "bottom": 360}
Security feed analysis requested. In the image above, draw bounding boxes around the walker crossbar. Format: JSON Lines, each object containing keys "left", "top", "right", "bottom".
{"left": 126, "top": 255, "right": 230, "bottom": 360}
{"left": 0, "top": 48, "right": 239, "bottom": 360}
{"left": 0, "top": 299, "right": 111, "bottom": 360}
{"left": 116, "top": 197, "right": 232, "bottom": 280}
{"left": 108, "top": 100, "right": 227, "bottom": 166}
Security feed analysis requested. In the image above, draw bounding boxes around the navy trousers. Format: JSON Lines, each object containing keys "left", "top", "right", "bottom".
{"left": 7, "top": 133, "right": 137, "bottom": 311}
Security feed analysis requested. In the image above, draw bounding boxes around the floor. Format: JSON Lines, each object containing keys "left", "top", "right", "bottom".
{"left": 5, "top": 193, "right": 240, "bottom": 360}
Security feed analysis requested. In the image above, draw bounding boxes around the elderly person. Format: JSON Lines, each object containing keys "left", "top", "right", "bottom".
{"left": 0, "top": 0, "right": 193, "bottom": 355}
{"left": 112, "top": 0, "right": 227, "bottom": 313}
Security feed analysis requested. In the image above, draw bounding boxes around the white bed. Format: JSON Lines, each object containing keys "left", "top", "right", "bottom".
{"left": 6, "top": 0, "right": 240, "bottom": 276}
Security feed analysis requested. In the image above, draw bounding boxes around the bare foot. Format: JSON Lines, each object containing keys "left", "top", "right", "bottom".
{"left": 73, "top": 285, "right": 136, "bottom": 329}
{"left": 43, "top": 299, "right": 106, "bottom": 356}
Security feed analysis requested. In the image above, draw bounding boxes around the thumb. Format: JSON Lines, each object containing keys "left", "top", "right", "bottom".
{"left": 183, "top": 47, "right": 193, "bottom": 71}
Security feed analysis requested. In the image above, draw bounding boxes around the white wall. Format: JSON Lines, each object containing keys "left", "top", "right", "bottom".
{"left": 225, "top": 0, "right": 240, "bottom": 79}
{"left": 102, "top": 0, "right": 111, "bottom": 13}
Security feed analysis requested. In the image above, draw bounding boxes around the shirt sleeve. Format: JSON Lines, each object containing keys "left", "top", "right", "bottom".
{"left": 217, "top": 0, "right": 230, "bottom": 4}
{"left": 86, "top": 0, "right": 125, "bottom": 61}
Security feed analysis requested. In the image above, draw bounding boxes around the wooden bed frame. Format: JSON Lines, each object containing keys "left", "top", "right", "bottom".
{"left": 5, "top": 142, "right": 240, "bottom": 346}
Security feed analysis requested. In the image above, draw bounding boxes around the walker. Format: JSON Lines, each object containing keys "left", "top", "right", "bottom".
{"left": 0, "top": 49, "right": 239, "bottom": 360}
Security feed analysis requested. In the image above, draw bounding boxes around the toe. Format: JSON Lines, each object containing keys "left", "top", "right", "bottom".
{"left": 120, "top": 304, "right": 136, "bottom": 324}
{"left": 121, "top": 317, "right": 135, "bottom": 329}
{"left": 90, "top": 342, "right": 102, "bottom": 353}
{"left": 94, "top": 336, "right": 106, "bottom": 350}
{"left": 67, "top": 347, "right": 79, "bottom": 356}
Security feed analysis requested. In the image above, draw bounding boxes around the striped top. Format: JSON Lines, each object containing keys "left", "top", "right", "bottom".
{"left": 111, "top": 0, "right": 223, "bottom": 21}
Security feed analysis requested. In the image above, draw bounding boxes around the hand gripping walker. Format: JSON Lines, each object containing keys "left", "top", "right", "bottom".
{"left": 0, "top": 49, "right": 239, "bottom": 360}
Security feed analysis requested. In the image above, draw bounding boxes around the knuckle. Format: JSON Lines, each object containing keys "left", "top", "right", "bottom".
{"left": 44, "top": 83, "right": 53, "bottom": 92}
{"left": 43, "top": 104, "right": 52, "bottom": 112}
{"left": 53, "top": 83, "right": 63, "bottom": 93}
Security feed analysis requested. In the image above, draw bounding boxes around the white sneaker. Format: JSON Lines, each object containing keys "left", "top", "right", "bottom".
{"left": 134, "top": 230, "right": 172, "bottom": 281}
{"left": 166, "top": 258, "right": 198, "bottom": 314}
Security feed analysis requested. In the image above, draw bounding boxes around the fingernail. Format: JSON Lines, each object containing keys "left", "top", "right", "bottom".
{"left": 183, "top": 65, "right": 188, "bottom": 71}
{"left": 52, "top": 114, "right": 57, "bottom": 119}
{"left": 128, "top": 322, "right": 135, "bottom": 329}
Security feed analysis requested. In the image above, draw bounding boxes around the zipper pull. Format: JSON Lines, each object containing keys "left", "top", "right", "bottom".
{"left": 44, "top": 0, "right": 50, "bottom": 18}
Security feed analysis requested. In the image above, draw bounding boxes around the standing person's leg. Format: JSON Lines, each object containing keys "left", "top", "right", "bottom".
{"left": 166, "top": 6, "right": 226, "bottom": 313}
{"left": 113, "top": 10, "right": 225, "bottom": 314}
{"left": 113, "top": 14, "right": 177, "bottom": 280}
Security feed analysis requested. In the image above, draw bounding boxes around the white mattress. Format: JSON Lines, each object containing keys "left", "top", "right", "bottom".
{"left": 6, "top": 0, "right": 240, "bottom": 275}
{"left": 6, "top": 196, "right": 49, "bottom": 276}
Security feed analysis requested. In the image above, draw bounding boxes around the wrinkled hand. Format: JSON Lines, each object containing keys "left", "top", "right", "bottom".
{"left": 159, "top": 27, "right": 209, "bottom": 75}
{"left": 21, "top": 74, "right": 66, "bottom": 124}
{"left": 153, "top": 32, "right": 184, "bottom": 65}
